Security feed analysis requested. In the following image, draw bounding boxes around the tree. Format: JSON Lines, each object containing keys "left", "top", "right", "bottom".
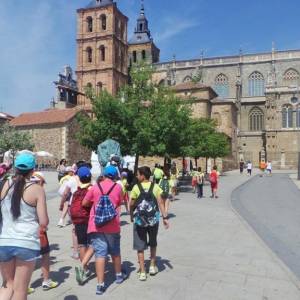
{"left": 206, "top": 132, "right": 231, "bottom": 164}
{"left": 0, "top": 123, "right": 34, "bottom": 156}
{"left": 77, "top": 62, "right": 192, "bottom": 172}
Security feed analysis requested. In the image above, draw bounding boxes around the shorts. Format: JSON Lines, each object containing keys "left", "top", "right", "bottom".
{"left": 0, "top": 246, "right": 40, "bottom": 262}
{"left": 133, "top": 223, "right": 159, "bottom": 251}
{"left": 90, "top": 233, "right": 120, "bottom": 258}
{"left": 40, "top": 231, "right": 50, "bottom": 255}
{"left": 74, "top": 223, "right": 89, "bottom": 246}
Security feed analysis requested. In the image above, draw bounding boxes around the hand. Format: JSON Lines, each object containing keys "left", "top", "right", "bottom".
{"left": 59, "top": 203, "right": 64, "bottom": 211}
{"left": 163, "top": 219, "right": 169, "bottom": 229}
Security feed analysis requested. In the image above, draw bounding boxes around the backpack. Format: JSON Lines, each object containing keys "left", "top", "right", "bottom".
{"left": 134, "top": 183, "right": 159, "bottom": 227}
{"left": 70, "top": 185, "right": 91, "bottom": 224}
{"left": 94, "top": 182, "right": 117, "bottom": 227}
{"left": 159, "top": 178, "right": 170, "bottom": 198}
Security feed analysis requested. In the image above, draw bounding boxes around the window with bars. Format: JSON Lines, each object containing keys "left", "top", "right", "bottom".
{"left": 249, "top": 107, "right": 264, "bottom": 131}
{"left": 100, "top": 14, "right": 107, "bottom": 30}
{"left": 282, "top": 105, "right": 293, "bottom": 128}
{"left": 248, "top": 72, "right": 265, "bottom": 96}
{"left": 283, "top": 68, "right": 300, "bottom": 86}
{"left": 214, "top": 74, "right": 229, "bottom": 98}
{"left": 86, "top": 47, "right": 93, "bottom": 63}
{"left": 99, "top": 45, "right": 105, "bottom": 61}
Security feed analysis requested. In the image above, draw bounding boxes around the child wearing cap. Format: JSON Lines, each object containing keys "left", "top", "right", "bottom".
{"left": 28, "top": 172, "right": 58, "bottom": 293}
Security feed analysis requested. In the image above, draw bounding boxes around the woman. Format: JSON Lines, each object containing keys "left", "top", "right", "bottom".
{"left": 0, "top": 153, "right": 49, "bottom": 300}
{"left": 209, "top": 165, "right": 219, "bottom": 199}
{"left": 57, "top": 159, "right": 67, "bottom": 182}
{"left": 170, "top": 163, "right": 179, "bottom": 200}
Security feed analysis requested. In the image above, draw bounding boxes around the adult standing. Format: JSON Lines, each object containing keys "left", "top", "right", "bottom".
{"left": 0, "top": 153, "right": 49, "bottom": 300}
{"left": 209, "top": 165, "right": 219, "bottom": 199}
{"left": 266, "top": 161, "right": 272, "bottom": 175}
{"left": 247, "top": 161, "right": 253, "bottom": 176}
{"left": 153, "top": 164, "right": 163, "bottom": 184}
{"left": 170, "top": 162, "right": 179, "bottom": 199}
{"left": 57, "top": 159, "right": 67, "bottom": 182}
{"left": 239, "top": 160, "right": 245, "bottom": 174}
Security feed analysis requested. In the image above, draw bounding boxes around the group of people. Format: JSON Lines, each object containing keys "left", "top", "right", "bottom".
{"left": 0, "top": 153, "right": 172, "bottom": 299}
{"left": 239, "top": 160, "right": 272, "bottom": 176}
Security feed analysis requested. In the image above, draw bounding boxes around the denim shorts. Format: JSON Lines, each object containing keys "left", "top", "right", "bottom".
{"left": 90, "top": 233, "right": 121, "bottom": 258}
{"left": 0, "top": 246, "right": 40, "bottom": 262}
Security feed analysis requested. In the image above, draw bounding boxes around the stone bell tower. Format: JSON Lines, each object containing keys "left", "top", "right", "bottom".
{"left": 76, "top": 0, "right": 128, "bottom": 108}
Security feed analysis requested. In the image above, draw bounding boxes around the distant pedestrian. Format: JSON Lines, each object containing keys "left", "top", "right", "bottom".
{"left": 0, "top": 153, "right": 49, "bottom": 300}
{"left": 57, "top": 159, "right": 67, "bottom": 182}
{"left": 247, "top": 161, "right": 252, "bottom": 176}
{"left": 130, "top": 166, "right": 169, "bottom": 281}
{"left": 266, "top": 161, "right": 272, "bottom": 175}
{"left": 196, "top": 167, "right": 205, "bottom": 199}
{"left": 153, "top": 164, "right": 163, "bottom": 184}
{"left": 191, "top": 168, "right": 198, "bottom": 193}
{"left": 209, "top": 165, "right": 219, "bottom": 199}
{"left": 170, "top": 163, "right": 179, "bottom": 199}
{"left": 159, "top": 167, "right": 172, "bottom": 216}
{"left": 239, "top": 160, "right": 245, "bottom": 174}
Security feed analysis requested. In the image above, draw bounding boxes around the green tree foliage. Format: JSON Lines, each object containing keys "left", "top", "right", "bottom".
{"left": 0, "top": 123, "right": 34, "bottom": 155}
{"left": 206, "top": 132, "right": 231, "bottom": 160}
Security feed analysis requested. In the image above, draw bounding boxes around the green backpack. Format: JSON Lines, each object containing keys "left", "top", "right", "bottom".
{"left": 159, "top": 178, "right": 170, "bottom": 198}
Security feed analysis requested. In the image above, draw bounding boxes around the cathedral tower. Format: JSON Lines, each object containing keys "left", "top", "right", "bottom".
{"left": 76, "top": 0, "right": 128, "bottom": 107}
{"left": 128, "top": 1, "right": 160, "bottom": 66}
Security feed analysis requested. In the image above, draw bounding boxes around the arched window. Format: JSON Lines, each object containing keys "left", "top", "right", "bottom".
{"left": 133, "top": 51, "right": 137, "bottom": 63}
{"left": 249, "top": 107, "right": 264, "bottom": 131}
{"left": 86, "top": 47, "right": 93, "bottom": 63}
{"left": 297, "top": 106, "right": 300, "bottom": 127}
{"left": 248, "top": 71, "right": 265, "bottom": 96}
{"left": 100, "top": 14, "right": 107, "bottom": 30}
{"left": 86, "top": 82, "right": 92, "bottom": 91}
{"left": 283, "top": 68, "right": 300, "bottom": 86}
{"left": 139, "top": 23, "right": 143, "bottom": 31}
{"left": 142, "top": 50, "right": 146, "bottom": 60}
{"left": 86, "top": 17, "right": 93, "bottom": 32}
{"left": 214, "top": 73, "right": 229, "bottom": 98}
{"left": 183, "top": 76, "right": 192, "bottom": 83}
{"left": 96, "top": 82, "right": 103, "bottom": 94}
{"left": 282, "top": 105, "right": 293, "bottom": 128}
{"left": 99, "top": 45, "right": 105, "bottom": 61}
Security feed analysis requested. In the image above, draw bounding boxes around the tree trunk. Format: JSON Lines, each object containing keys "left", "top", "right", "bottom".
{"left": 134, "top": 154, "right": 139, "bottom": 176}
{"left": 205, "top": 157, "right": 208, "bottom": 174}
{"left": 164, "top": 156, "right": 167, "bottom": 169}
{"left": 195, "top": 157, "right": 198, "bottom": 168}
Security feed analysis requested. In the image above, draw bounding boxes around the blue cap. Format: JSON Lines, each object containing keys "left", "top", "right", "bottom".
{"left": 103, "top": 166, "right": 118, "bottom": 179}
{"left": 14, "top": 153, "right": 36, "bottom": 171}
{"left": 77, "top": 166, "right": 91, "bottom": 179}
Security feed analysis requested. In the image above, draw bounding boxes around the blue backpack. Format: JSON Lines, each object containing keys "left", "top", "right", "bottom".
{"left": 94, "top": 182, "right": 117, "bottom": 227}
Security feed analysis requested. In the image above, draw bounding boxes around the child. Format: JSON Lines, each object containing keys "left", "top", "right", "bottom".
{"left": 209, "top": 166, "right": 219, "bottom": 199}
{"left": 191, "top": 168, "right": 198, "bottom": 193}
{"left": 196, "top": 167, "right": 205, "bottom": 199}
{"left": 121, "top": 172, "right": 129, "bottom": 214}
{"left": 159, "top": 168, "right": 172, "bottom": 216}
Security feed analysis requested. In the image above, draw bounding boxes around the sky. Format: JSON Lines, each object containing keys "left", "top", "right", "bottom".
{"left": 0, "top": 0, "right": 300, "bottom": 115}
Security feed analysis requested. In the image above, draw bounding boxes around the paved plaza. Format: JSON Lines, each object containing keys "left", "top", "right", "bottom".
{"left": 26, "top": 170, "right": 300, "bottom": 300}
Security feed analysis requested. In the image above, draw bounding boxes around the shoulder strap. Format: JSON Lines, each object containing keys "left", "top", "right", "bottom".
{"left": 24, "top": 182, "right": 37, "bottom": 191}
{"left": 107, "top": 183, "right": 117, "bottom": 196}
{"left": 97, "top": 182, "right": 104, "bottom": 195}
{"left": 137, "top": 182, "right": 144, "bottom": 193}
{"left": 149, "top": 182, "right": 155, "bottom": 194}
{"left": 97, "top": 182, "right": 117, "bottom": 196}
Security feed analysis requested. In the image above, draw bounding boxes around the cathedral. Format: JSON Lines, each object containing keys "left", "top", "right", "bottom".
{"left": 13, "top": 0, "right": 300, "bottom": 169}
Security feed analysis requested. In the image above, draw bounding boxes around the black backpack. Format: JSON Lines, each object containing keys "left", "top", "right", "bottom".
{"left": 134, "top": 182, "right": 159, "bottom": 227}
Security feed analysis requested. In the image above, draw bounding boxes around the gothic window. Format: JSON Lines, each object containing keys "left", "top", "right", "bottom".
{"left": 297, "top": 107, "right": 300, "bottom": 127}
{"left": 282, "top": 105, "right": 293, "bottom": 128}
{"left": 100, "top": 45, "right": 105, "bottom": 61}
{"left": 133, "top": 51, "right": 137, "bottom": 63}
{"left": 249, "top": 107, "right": 264, "bottom": 131}
{"left": 142, "top": 50, "right": 146, "bottom": 60}
{"left": 96, "top": 82, "right": 103, "bottom": 94}
{"left": 283, "top": 68, "right": 300, "bottom": 86}
{"left": 86, "top": 47, "right": 93, "bottom": 63}
{"left": 86, "top": 17, "right": 93, "bottom": 32}
{"left": 100, "top": 14, "right": 107, "bottom": 30}
{"left": 248, "top": 71, "right": 265, "bottom": 96}
{"left": 214, "top": 73, "right": 229, "bottom": 98}
{"left": 183, "top": 76, "right": 192, "bottom": 83}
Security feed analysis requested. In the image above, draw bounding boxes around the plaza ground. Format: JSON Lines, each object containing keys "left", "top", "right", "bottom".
{"left": 25, "top": 170, "right": 300, "bottom": 299}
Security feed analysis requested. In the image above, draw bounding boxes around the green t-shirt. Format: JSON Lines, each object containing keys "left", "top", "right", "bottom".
{"left": 130, "top": 181, "right": 163, "bottom": 201}
{"left": 153, "top": 168, "right": 164, "bottom": 180}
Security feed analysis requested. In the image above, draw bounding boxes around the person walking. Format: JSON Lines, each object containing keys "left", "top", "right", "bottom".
{"left": 28, "top": 172, "right": 58, "bottom": 294}
{"left": 209, "top": 165, "right": 219, "bottom": 199}
{"left": 159, "top": 167, "right": 172, "bottom": 216}
{"left": 153, "top": 164, "right": 163, "bottom": 184}
{"left": 170, "top": 162, "right": 179, "bottom": 199}
{"left": 247, "top": 161, "right": 252, "bottom": 176}
{"left": 239, "top": 160, "right": 245, "bottom": 174}
{"left": 80, "top": 166, "right": 127, "bottom": 295}
{"left": 196, "top": 167, "right": 205, "bottom": 199}
{"left": 0, "top": 153, "right": 49, "bottom": 300}
{"left": 130, "top": 166, "right": 169, "bottom": 281}
{"left": 266, "top": 161, "right": 272, "bottom": 176}
{"left": 57, "top": 159, "right": 67, "bottom": 182}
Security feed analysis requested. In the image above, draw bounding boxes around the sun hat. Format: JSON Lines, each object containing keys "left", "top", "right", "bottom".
{"left": 65, "top": 166, "right": 76, "bottom": 173}
{"left": 32, "top": 171, "right": 46, "bottom": 184}
{"left": 14, "top": 153, "right": 36, "bottom": 171}
{"left": 121, "top": 171, "right": 128, "bottom": 177}
{"left": 103, "top": 165, "right": 118, "bottom": 179}
{"left": 77, "top": 166, "right": 91, "bottom": 180}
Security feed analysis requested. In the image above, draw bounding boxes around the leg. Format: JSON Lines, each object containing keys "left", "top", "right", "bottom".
{"left": 59, "top": 202, "right": 69, "bottom": 225}
{"left": 150, "top": 247, "right": 157, "bottom": 266}
{"left": 78, "top": 246, "right": 88, "bottom": 270}
{"left": 95, "top": 258, "right": 106, "bottom": 284}
{"left": 0, "top": 259, "right": 15, "bottom": 300}
{"left": 41, "top": 253, "right": 50, "bottom": 282}
{"left": 81, "top": 247, "right": 94, "bottom": 269}
{"left": 137, "top": 251, "right": 145, "bottom": 273}
{"left": 12, "top": 259, "right": 35, "bottom": 300}
{"left": 200, "top": 184, "right": 203, "bottom": 198}
{"left": 164, "top": 198, "right": 170, "bottom": 215}
{"left": 71, "top": 227, "right": 79, "bottom": 258}
{"left": 111, "top": 255, "right": 121, "bottom": 274}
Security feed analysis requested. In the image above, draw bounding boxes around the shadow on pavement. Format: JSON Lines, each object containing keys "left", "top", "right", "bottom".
{"left": 168, "top": 213, "right": 176, "bottom": 219}
{"left": 120, "top": 220, "right": 130, "bottom": 226}
{"left": 156, "top": 256, "right": 173, "bottom": 272}
{"left": 64, "top": 296, "right": 79, "bottom": 300}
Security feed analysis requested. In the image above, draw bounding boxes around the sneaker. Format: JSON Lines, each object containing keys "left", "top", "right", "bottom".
{"left": 57, "top": 219, "right": 65, "bottom": 227}
{"left": 115, "top": 270, "right": 128, "bottom": 284}
{"left": 75, "top": 266, "right": 87, "bottom": 285}
{"left": 149, "top": 265, "right": 158, "bottom": 276}
{"left": 96, "top": 283, "right": 106, "bottom": 295}
{"left": 28, "top": 287, "right": 35, "bottom": 295}
{"left": 42, "top": 280, "right": 58, "bottom": 290}
{"left": 139, "top": 272, "right": 147, "bottom": 281}
{"left": 71, "top": 251, "right": 79, "bottom": 260}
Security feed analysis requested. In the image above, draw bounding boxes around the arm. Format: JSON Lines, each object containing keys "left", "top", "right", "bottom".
{"left": 156, "top": 194, "right": 169, "bottom": 229}
{"left": 59, "top": 186, "right": 71, "bottom": 211}
{"left": 129, "top": 197, "right": 136, "bottom": 223}
{"left": 36, "top": 187, "right": 49, "bottom": 228}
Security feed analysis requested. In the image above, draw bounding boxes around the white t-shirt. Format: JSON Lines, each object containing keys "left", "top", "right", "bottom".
{"left": 247, "top": 163, "right": 252, "bottom": 170}
{"left": 267, "top": 162, "right": 272, "bottom": 170}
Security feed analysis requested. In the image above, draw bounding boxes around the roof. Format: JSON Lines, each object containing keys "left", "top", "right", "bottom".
{"left": 129, "top": 32, "right": 152, "bottom": 45}
{"left": 85, "top": 0, "right": 113, "bottom": 9}
{"left": 10, "top": 109, "right": 82, "bottom": 127}
{"left": 172, "top": 82, "right": 211, "bottom": 91}
{"left": 0, "top": 112, "right": 14, "bottom": 120}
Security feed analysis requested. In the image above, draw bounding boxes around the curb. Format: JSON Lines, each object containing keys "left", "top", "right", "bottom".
{"left": 229, "top": 174, "right": 300, "bottom": 290}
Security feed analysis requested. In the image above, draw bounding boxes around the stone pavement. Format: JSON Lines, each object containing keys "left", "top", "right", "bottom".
{"left": 26, "top": 170, "right": 300, "bottom": 300}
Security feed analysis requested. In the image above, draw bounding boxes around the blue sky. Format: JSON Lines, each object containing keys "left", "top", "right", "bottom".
{"left": 1, "top": 0, "right": 300, "bottom": 115}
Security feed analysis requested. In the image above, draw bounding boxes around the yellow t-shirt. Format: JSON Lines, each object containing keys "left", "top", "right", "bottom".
{"left": 130, "top": 181, "right": 163, "bottom": 202}
{"left": 153, "top": 168, "right": 164, "bottom": 180}
{"left": 121, "top": 178, "right": 128, "bottom": 194}
{"left": 59, "top": 174, "right": 72, "bottom": 185}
